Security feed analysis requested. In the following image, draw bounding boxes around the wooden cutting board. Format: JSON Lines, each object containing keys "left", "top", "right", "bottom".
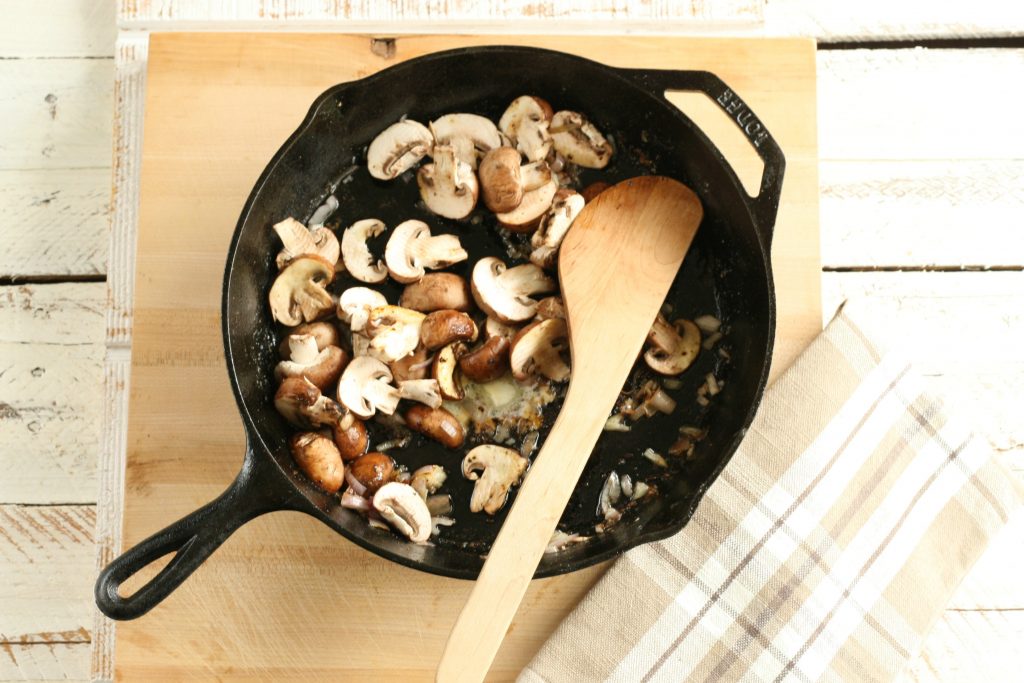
{"left": 117, "top": 33, "right": 820, "bottom": 681}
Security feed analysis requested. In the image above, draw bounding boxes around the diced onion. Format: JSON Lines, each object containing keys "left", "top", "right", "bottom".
{"left": 642, "top": 448, "right": 668, "bottom": 468}
{"left": 604, "top": 414, "right": 632, "bottom": 432}
{"left": 694, "top": 314, "right": 722, "bottom": 334}
{"left": 702, "top": 330, "right": 723, "bottom": 350}
{"left": 632, "top": 482, "right": 650, "bottom": 500}
{"left": 426, "top": 494, "right": 453, "bottom": 517}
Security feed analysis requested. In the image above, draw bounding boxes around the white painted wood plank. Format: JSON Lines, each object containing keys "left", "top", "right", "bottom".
{"left": 0, "top": 0, "right": 115, "bottom": 58}
{"left": 766, "top": 0, "right": 1024, "bottom": 41}
{"left": 0, "top": 169, "right": 110, "bottom": 277}
{"left": 116, "top": 0, "right": 762, "bottom": 29}
{"left": 945, "top": 511, "right": 1024, "bottom": 611}
{"left": 0, "top": 284, "right": 105, "bottom": 504}
{"left": 818, "top": 49, "right": 1024, "bottom": 161}
{"left": 0, "top": 58, "right": 113, "bottom": 170}
{"left": 820, "top": 160, "right": 1024, "bottom": 268}
{"left": 0, "top": 505, "right": 94, "bottom": 642}
{"left": 823, "top": 272, "right": 1024, "bottom": 454}
{"left": 906, "top": 610, "right": 1024, "bottom": 683}
{"left": 0, "top": 642, "right": 89, "bottom": 682}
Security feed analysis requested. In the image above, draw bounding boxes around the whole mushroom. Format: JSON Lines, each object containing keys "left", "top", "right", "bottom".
{"left": 274, "top": 333, "right": 348, "bottom": 390}
{"left": 417, "top": 145, "right": 479, "bottom": 220}
{"left": 644, "top": 315, "right": 701, "bottom": 376}
{"left": 367, "top": 119, "right": 434, "bottom": 180}
{"left": 400, "top": 273, "right": 474, "bottom": 313}
{"left": 384, "top": 220, "right": 468, "bottom": 284}
{"left": 273, "top": 217, "right": 340, "bottom": 270}
{"left": 462, "top": 445, "right": 529, "bottom": 514}
{"left": 420, "top": 310, "right": 478, "bottom": 350}
{"left": 372, "top": 482, "right": 432, "bottom": 543}
{"left": 268, "top": 255, "right": 336, "bottom": 326}
{"left": 405, "top": 405, "right": 465, "bottom": 449}
{"left": 347, "top": 452, "right": 395, "bottom": 494}
{"left": 341, "top": 219, "right": 389, "bottom": 284}
{"left": 478, "top": 147, "right": 524, "bottom": 213}
{"left": 509, "top": 318, "right": 571, "bottom": 383}
{"left": 471, "top": 257, "right": 556, "bottom": 323}
{"left": 290, "top": 432, "right": 345, "bottom": 493}
{"left": 458, "top": 335, "right": 510, "bottom": 384}
{"left": 333, "top": 412, "right": 368, "bottom": 461}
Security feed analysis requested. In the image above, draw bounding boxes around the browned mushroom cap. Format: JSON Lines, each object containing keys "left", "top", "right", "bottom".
{"left": 274, "top": 376, "right": 346, "bottom": 428}
{"left": 399, "top": 273, "right": 474, "bottom": 313}
{"left": 274, "top": 334, "right": 349, "bottom": 390}
{"left": 478, "top": 147, "right": 524, "bottom": 213}
{"left": 348, "top": 451, "right": 395, "bottom": 494}
{"left": 509, "top": 318, "right": 571, "bottom": 382}
{"left": 268, "top": 255, "right": 336, "bottom": 326}
{"left": 276, "top": 321, "right": 341, "bottom": 357}
{"left": 332, "top": 412, "right": 368, "bottom": 461}
{"left": 533, "top": 296, "right": 566, "bottom": 322}
{"left": 432, "top": 342, "right": 466, "bottom": 400}
{"left": 550, "top": 111, "right": 612, "bottom": 169}
{"left": 644, "top": 315, "right": 701, "bottom": 376}
{"left": 420, "top": 310, "right": 479, "bottom": 350}
{"left": 405, "top": 404, "right": 465, "bottom": 449}
{"left": 458, "top": 335, "right": 510, "bottom": 383}
{"left": 290, "top": 432, "right": 344, "bottom": 493}
{"left": 389, "top": 344, "right": 432, "bottom": 382}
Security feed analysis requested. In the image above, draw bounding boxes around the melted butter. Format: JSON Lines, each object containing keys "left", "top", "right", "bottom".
{"left": 443, "top": 374, "right": 558, "bottom": 446}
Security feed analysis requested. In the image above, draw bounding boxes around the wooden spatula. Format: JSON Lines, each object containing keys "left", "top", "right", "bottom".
{"left": 436, "top": 176, "right": 703, "bottom": 682}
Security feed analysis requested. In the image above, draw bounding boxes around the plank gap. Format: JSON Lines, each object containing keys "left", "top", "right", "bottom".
{"left": 0, "top": 55, "right": 115, "bottom": 61}
{"left": 823, "top": 265, "right": 1024, "bottom": 273}
{"left": 820, "top": 36, "right": 1024, "bottom": 50}
{"left": 0, "top": 274, "right": 107, "bottom": 285}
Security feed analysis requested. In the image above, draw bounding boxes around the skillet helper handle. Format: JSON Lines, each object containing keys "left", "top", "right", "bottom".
{"left": 621, "top": 68, "right": 785, "bottom": 247}
{"left": 95, "top": 448, "right": 285, "bottom": 620}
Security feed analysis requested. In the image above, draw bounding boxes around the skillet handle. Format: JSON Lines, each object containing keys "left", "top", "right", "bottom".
{"left": 619, "top": 69, "right": 785, "bottom": 248}
{"left": 95, "top": 445, "right": 293, "bottom": 620}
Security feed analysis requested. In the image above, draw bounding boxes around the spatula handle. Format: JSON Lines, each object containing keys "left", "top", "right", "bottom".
{"left": 436, "top": 381, "right": 616, "bottom": 682}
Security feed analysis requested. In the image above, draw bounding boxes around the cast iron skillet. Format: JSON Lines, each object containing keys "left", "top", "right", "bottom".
{"left": 96, "top": 46, "right": 783, "bottom": 620}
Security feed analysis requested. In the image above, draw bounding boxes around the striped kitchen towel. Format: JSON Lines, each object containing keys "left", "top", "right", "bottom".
{"left": 520, "top": 304, "right": 1022, "bottom": 683}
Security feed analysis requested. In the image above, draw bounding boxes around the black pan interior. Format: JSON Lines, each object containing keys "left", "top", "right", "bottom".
{"left": 224, "top": 47, "right": 774, "bottom": 578}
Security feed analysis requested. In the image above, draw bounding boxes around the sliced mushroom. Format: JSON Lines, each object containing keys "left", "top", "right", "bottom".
{"left": 534, "top": 296, "right": 566, "bottom": 322}
{"left": 274, "top": 333, "right": 348, "bottom": 390}
{"left": 432, "top": 342, "right": 465, "bottom": 400}
{"left": 499, "top": 96, "right": 554, "bottom": 162}
{"left": 268, "top": 256, "right": 335, "bottom": 326}
{"left": 496, "top": 176, "right": 558, "bottom": 233}
{"left": 420, "top": 310, "right": 478, "bottom": 350}
{"left": 333, "top": 412, "right": 368, "bottom": 461}
{"left": 530, "top": 190, "right": 585, "bottom": 269}
{"left": 417, "top": 145, "right": 479, "bottom": 220}
{"left": 485, "top": 317, "right": 519, "bottom": 341}
{"left": 373, "top": 482, "right": 432, "bottom": 543}
{"left": 510, "top": 318, "right": 570, "bottom": 383}
{"left": 429, "top": 113, "right": 502, "bottom": 169}
{"left": 276, "top": 321, "right": 340, "bottom": 358}
{"left": 274, "top": 376, "right": 345, "bottom": 428}
{"left": 396, "top": 379, "right": 443, "bottom": 408}
{"left": 337, "top": 287, "right": 388, "bottom": 334}
{"left": 348, "top": 452, "right": 395, "bottom": 494}
{"left": 367, "top": 119, "right": 433, "bottom": 180}
{"left": 644, "top": 315, "right": 701, "bottom": 376}
{"left": 410, "top": 464, "right": 447, "bottom": 500}
{"left": 478, "top": 147, "right": 524, "bottom": 213}
{"left": 384, "top": 220, "right": 468, "bottom": 284}
{"left": 399, "top": 273, "right": 474, "bottom": 313}
{"left": 406, "top": 405, "right": 465, "bottom": 449}
{"left": 390, "top": 345, "right": 432, "bottom": 382}
{"left": 364, "top": 305, "right": 426, "bottom": 362}
{"left": 337, "top": 356, "right": 400, "bottom": 418}
{"left": 550, "top": 111, "right": 612, "bottom": 169}
{"left": 458, "top": 335, "right": 510, "bottom": 383}
{"left": 462, "top": 445, "right": 529, "bottom": 515}
{"left": 290, "top": 432, "right": 344, "bottom": 493}
{"left": 341, "top": 219, "right": 388, "bottom": 284}
{"left": 471, "top": 257, "right": 556, "bottom": 323}
{"left": 273, "top": 217, "right": 340, "bottom": 270}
